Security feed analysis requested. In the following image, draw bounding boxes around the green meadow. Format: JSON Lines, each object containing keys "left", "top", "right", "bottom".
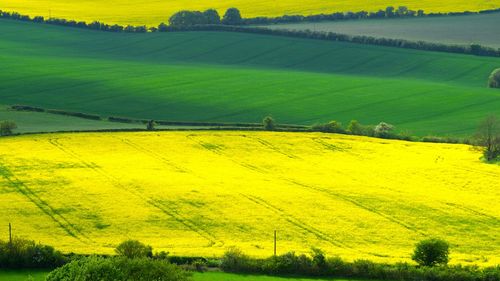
{"left": 1, "top": 19, "right": 500, "bottom": 136}
{"left": 261, "top": 13, "right": 500, "bottom": 48}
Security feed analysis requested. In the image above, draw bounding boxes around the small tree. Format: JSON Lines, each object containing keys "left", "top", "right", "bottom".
{"left": 475, "top": 115, "right": 500, "bottom": 161}
{"left": 222, "top": 8, "right": 242, "bottom": 25}
{"left": 347, "top": 120, "right": 363, "bottom": 135}
{"left": 263, "top": 116, "right": 275, "bottom": 131}
{"left": 412, "top": 238, "right": 449, "bottom": 267}
{"left": 374, "top": 122, "right": 394, "bottom": 138}
{"left": 0, "top": 121, "right": 17, "bottom": 136}
{"left": 115, "top": 240, "right": 153, "bottom": 259}
{"left": 489, "top": 68, "right": 500, "bottom": 88}
{"left": 203, "top": 9, "right": 221, "bottom": 24}
{"left": 147, "top": 120, "right": 156, "bottom": 131}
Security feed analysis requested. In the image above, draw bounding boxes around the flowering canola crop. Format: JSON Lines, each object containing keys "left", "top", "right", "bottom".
{"left": 1, "top": 0, "right": 499, "bottom": 26}
{"left": 0, "top": 131, "right": 498, "bottom": 265}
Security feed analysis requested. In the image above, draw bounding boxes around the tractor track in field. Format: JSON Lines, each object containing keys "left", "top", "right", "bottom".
{"left": 0, "top": 162, "right": 91, "bottom": 242}
{"left": 186, "top": 134, "right": 269, "bottom": 174}
{"left": 240, "top": 193, "right": 347, "bottom": 249}
{"left": 445, "top": 202, "right": 500, "bottom": 223}
{"left": 48, "top": 137, "right": 221, "bottom": 246}
{"left": 187, "top": 133, "right": 424, "bottom": 236}
{"left": 287, "top": 179, "right": 427, "bottom": 236}
{"left": 118, "top": 137, "right": 188, "bottom": 173}
{"left": 151, "top": 199, "right": 223, "bottom": 247}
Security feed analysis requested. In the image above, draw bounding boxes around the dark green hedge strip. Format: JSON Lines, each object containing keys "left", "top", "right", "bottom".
{"left": 220, "top": 250, "right": 500, "bottom": 281}
{"left": 243, "top": 7, "right": 500, "bottom": 25}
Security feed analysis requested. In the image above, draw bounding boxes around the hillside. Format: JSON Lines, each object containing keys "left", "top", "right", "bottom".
{"left": 1, "top": 0, "right": 499, "bottom": 26}
{"left": 0, "top": 131, "right": 498, "bottom": 264}
{"left": 1, "top": 19, "right": 500, "bottom": 136}
{"left": 262, "top": 12, "right": 500, "bottom": 48}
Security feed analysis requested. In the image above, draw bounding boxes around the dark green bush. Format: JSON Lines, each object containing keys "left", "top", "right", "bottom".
{"left": 220, "top": 247, "right": 257, "bottom": 273}
{"left": 412, "top": 238, "right": 450, "bottom": 267}
{"left": 0, "top": 238, "right": 67, "bottom": 269}
{"left": 45, "top": 256, "right": 191, "bottom": 281}
{"left": 115, "top": 240, "right": 153, "bottom": 259}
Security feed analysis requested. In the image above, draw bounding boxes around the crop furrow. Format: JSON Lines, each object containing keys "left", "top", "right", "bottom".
{"left": 241, "top": 193, "right": 346, "bottom": 249}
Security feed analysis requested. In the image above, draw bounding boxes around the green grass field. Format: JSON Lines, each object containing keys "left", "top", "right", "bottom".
{"left": 261, "top": 13, "right": 500, "bottom": 48}
{"left": 1, "top": 19, "right": 500, "bottom": 136}
{"left": 0, "top": 270, "right": 376, "bottom": 281}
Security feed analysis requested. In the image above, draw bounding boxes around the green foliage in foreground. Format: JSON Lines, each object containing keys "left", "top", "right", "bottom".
{"left": 0, "top": 239, "right": 66, "bottom": 269}
{"left": 45, "top": 257, "right": 190, "bottom": 281}
{"left": 1, "top": 19, "right": 500, "bottom": 136}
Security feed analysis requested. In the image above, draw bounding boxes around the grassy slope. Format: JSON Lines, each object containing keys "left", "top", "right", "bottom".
{"left": 1, "top": 0, "right": 499, "bottom": 26}
{"left": 0, "top": 131, "right": 498, "bottom": 265}
{"left": 262, "top": 13, "right": 500, "bottom": 48}
{"left": 0, "top": 106, "right": 143, "bottom": 133}
{"left": 1, "top": 20, "right": 500, "bottom": 136}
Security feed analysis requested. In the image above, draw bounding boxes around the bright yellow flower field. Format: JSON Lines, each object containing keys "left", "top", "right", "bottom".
{"left": 0, "top": 131, "right": 498, "bottom": 265}
{"left": 1, "top": 0, "right": 499, "bottom": 26}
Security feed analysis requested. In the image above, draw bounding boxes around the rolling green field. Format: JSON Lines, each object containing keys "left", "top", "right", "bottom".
{"left": 1, "top": 19, "right": 500, "bottom": 136}
{"left": 0, "top": 270, "right": 373, "bottom": 281}
{"left": 262, "top": 13, "right": 500, "bottom": 48}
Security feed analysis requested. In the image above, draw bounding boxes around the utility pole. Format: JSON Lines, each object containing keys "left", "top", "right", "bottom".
{"left": 273, "top": 230, "right": 277, "bottom": 256}
{"left": 8, "top": 223, "right": 12, "bottom": 245}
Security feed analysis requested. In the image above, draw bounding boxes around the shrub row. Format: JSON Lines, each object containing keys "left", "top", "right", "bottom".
{"left": 0, "top": 10, "right": 149, "bottom": 32}
{"left": 243, "top": 7, "right": 500, "bottom": 25}
{"left": 220, "top": 248, "right": 500, "bottom": 281}
{"left": 0, "top": 238, "right": 67, "bottom": 269}
{"left": 311, "top": 120, "right": 471, "bottom": 144}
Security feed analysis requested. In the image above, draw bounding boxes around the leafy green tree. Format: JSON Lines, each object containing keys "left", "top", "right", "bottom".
{"left": 203, "top": 9, "right": 221, "bottom": 24}
{"left": 147, "top": 120, "right": 156, "bottom": 131}
{"left": 263, "top": 116, "right": 276, "bottom": 131}
{"left": 222, "top": 8, "right": 242, "bottom": 25}
{"left": 475, "top": 115, "right": 500, "bottom": 161}
{"left": 0, "top": 121, "right": 17, "bottom": 136}
{"left": 385, "top": 6, "right": 395, "bottom": 17}
{"left": 412, "top": 238, "right": 450, "bottom": 267}
{"left": 115, "top": 240, "right": 153, "bottom": 259}
{"left": 489, "top": 68, "right": 500, "bottom": 88}
{"left": 374, "top": 122, "right": 395, "bottom": 138}
{"left": 347, "top": 120, "right": 363, "bottom": 135}
{"left": 169, "top": 10, "right": 204, "bottom": 26}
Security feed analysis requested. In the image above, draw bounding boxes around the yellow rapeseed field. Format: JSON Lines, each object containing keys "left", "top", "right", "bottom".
{"left": 0, "top": 131, "right": 499, "bottom": 265}
{"left": 1, "top": 0, "right": 499, "bottom": 26}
